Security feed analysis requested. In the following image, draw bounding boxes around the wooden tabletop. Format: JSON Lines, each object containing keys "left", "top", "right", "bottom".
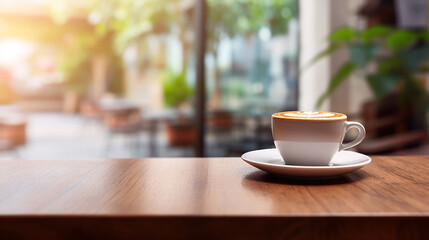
{"left": 0, "top": 155, "right": 428, "bottom": 239}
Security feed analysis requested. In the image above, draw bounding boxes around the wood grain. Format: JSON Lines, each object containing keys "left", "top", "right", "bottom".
{"left": 0, "top": 156, "right": 428, "bottom": 239}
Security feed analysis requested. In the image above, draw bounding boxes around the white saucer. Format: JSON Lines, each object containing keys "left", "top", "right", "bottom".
{"left": 241, "top": 148, "right": 371, "bottom": 178}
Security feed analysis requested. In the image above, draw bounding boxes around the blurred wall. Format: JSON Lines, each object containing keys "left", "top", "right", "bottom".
{"left": 299, "top": 0, "right": 371, "bottom": 115}
{"left": 329, "top": 0, "right": 350, "bottom": 114}
{"left": 299, "top": 0, "right": 330, "bottom": 111}
{"left": 345, "top": 0, "right": 373, "bottom": 115}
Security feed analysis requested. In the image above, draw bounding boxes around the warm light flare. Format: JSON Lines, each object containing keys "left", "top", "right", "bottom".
{"left": 0, "top": 39, "right": 33, "bottom": 66}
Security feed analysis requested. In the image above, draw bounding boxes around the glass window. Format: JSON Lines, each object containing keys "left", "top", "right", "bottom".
{"left": 0, "top": 0, "right": 298, "bottom": 159}
{"left": 205, "top": 0, "right": 299, "bottom": 156}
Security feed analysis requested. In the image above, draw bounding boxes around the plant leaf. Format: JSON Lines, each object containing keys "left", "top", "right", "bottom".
{"left": 401, "top": 46, "right": 429, "bottom": 71}
{"left": 386, "top": 30, "right": 417, "bottom": 51}
{"left": 417, "top": 65, "right": 429, "bottom": 73}
{"left": 420, "top": 32, "right": 429, "bottom": 43}
{"left": 399, "top": 78, "right": 429, "bottom": 112}
{"left": 162, "top": 69, "right": 192, "bottom": 107}
{"left": 316, "top": 62, "right": 355, "bottom": 108}
{"left": 349, "top": 43, "right": 378, "bottom": 67}
{"left": 378, "top": 57, "right": 402, "bottom": 73}
{"left": 359, "top": 26, "right": 391, "bottom": 42}
{"left": 366, "top": 73, "right": 400, "bottom": 100}
{"left": 328, "top": 27, "right": 356, "bottom": 43}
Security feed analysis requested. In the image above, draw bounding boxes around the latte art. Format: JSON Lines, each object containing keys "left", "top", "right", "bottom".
{"left": 284, "top": 111, "right": 335, "bottom": 118}
{"left": 273, "top": 111, "right": 346, "bottom": 121}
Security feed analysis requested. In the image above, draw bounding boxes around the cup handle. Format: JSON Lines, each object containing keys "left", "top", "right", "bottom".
{"left": 339, "top": 121, "right": 366, "bottom": 151}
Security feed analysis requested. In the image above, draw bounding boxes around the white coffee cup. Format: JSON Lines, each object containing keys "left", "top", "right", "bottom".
{"left": 272, "top": 111, "right": 365, "bottom": 166}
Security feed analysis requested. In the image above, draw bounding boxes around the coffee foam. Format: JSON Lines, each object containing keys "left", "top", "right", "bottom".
{"left": 273, "top": 111, "right": 346, "bottom": 121}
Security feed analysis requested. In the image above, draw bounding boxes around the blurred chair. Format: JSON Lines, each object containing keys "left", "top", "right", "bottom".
{"left": 207, "top": 110, "right": 233, "bottom": 130}
{"left": 0, "top": 117, "right": 26, "bottom": 145}
{"left": 79, "top": 99, "right": 104, "bottom": 134}
{"left": 357, "top": 94, "right": 428, "bottom": 154}
{"left": 207, "top": 110, "right": 235, "bottom": 155}
{"left": 102, "top": 106, "right": 143, "bottom": 157}
{"left": 80, "top": 100, "right": 102, "bottom": 119}
{"left": 142, "top": 109, "right": 177, "bottom": 157}
{"left": 0, "top": 139, "right": 17, "bottom": 158}
{"left": 15, "top": 82, "right": 65, "bottom": 112}
{"left": 0, "top": 116, "right": 27, "bottom": 158}
{"left": 225, "top": 113, "right": 273, "bottom": 156}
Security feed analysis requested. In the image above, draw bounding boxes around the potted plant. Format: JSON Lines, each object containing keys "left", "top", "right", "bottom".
{"left": 162, "top": 69, "right": 195, "bottom": 146}
{"left": 306, "top": 25, "right": 429, "bottom": 130}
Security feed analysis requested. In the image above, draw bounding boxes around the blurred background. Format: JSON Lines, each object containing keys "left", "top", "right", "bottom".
{"left": 0, "top": 0, "right": 427, "bottom": 160}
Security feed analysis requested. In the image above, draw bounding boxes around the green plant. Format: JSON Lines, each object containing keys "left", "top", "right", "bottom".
{"left": 162, "top": 69, "right": 193, "bottom": 108}
{"left": 306, "top": 26, "right": 429, "bottom": 116}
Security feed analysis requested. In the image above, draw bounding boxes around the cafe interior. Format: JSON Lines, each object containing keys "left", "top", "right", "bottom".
{"left": 0, "top": 0, "right": 428, "bottom": 239}
{"left": 0, "top": 0, "right": 427, "bottom": 160}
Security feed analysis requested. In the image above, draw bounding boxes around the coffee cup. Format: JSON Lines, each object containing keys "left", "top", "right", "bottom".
{"left": 272, "top": 111, "right": 365, "bottom": 166}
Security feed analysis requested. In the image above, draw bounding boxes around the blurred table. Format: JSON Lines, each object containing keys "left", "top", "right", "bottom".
{"left": 0, "top": 156, "right": 428, "bottom": 239}
{"left": 98, "top": 99, "right": 140, "bottom": 113}
{"left": 0, "top": 115, "right": 27, "bottom": 145}
{"left": 97, "top": 99, "right": 141, "bottom": 127}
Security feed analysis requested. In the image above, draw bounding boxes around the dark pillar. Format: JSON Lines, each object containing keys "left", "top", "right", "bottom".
{"left": 194, "top": 0, "right": 207, "bottom": 157}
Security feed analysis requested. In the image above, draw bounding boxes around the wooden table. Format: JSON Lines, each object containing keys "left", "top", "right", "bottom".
{"left": 0, "top": 156, "right": 428, "bottom": 239}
